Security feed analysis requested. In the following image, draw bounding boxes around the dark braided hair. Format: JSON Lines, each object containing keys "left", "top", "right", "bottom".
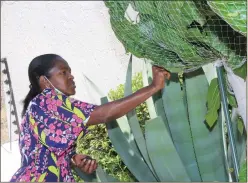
{"left": 22, "top": 54, "right": 61, "bottom": 117}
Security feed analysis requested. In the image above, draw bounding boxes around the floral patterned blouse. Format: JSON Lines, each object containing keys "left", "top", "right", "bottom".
{"left": 10, "top": 88, "right": 97, "bottom": 182}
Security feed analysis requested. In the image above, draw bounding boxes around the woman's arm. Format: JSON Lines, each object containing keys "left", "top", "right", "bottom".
{"left": 87, "top": 66, "right": 170, "bottom": 126}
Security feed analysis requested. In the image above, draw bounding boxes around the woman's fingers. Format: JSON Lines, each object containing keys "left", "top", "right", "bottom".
{"left": 164, "top": 70, "right": 171, "bottom": 79}
{"left": 81, "top": 159, "right": 91, "bottom": 173}
{"left": 81, "top": 159, "right": 97, "bottom": 174}
{"left": 78, "top": 158, "right": 87, "bottom": 168}
{"left": 87, "top": 160, "right": 97, "bottom": 174}
{"left": 72, "top": 154, "right": 98, "bottom": 174}
{"left": 151, "top": 65, "right": 171, "bottom": 90}
{"left": 72, "top": 154, "right": 88, "bottom": 167}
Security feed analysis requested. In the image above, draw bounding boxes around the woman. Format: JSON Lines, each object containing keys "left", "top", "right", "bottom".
{"left": 10, "top": 54, "right": 170, "bottom": 182}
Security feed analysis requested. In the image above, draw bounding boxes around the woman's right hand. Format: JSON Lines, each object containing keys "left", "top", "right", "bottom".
{"left": 151, "top": 65, "right": 171, "bottom": 91}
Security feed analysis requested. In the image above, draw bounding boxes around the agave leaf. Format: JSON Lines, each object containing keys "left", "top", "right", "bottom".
{"left": 75, "top": 166, "right": 119, "bottom": 182}
{"left": 74, "top": 167, "right": 98, "bottom": 182}
{"left": 162, "top": 76, "right": 201, "bottom": 181}
{"left": 115, "top": 115, "right": 140, "bottom": 154}
{"left": 124, "top": 54, "right": 133, "bottom": 98}
{"left": 105, "top": 1, "right": 245, "bottom": 71}
{"left": 145, "top": 116, "right": 191, "bottom": 181}
{"left": 114, "top": 74, "right": 140, "bottom": 155}
{"left": 83, "top": 67, "right": 140, "bottom": 153}
{"left": 207, "top": 1, "right": 246, "bottom": 36}
{"left": 142, "top": 61, "right": 157, "bottom": 119}
{"left": 134, "top": 1, "right": 158, "bottom": 16}
{"left": 185, "top": 69, "right": 227, "bottom": 181}
{"left": 83, "top": 73, "right": 105, "bottom": 97}
{"left": 96, "top": 166, "right": 119, "bottom": 182}
{"left": 101, "top": 97, "right": 157, "bottom": 182}
{"left": 124, "top": 55, "right": 158, "bottom": 178}
{"left": 145, "top": 61, "right": 170, "bottom": 131}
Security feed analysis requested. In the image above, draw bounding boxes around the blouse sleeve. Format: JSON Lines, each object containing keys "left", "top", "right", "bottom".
{"left": 28, "top": 91, "right": 98, "bottom": 157}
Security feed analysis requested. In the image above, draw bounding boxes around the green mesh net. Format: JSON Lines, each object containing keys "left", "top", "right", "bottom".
{"left": 105, "top": 1, "right": 246, "bottom": 73}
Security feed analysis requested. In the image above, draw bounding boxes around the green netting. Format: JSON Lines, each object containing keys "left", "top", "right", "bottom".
{"left": 105, "top": 1, "right": 247, "bottom": 73}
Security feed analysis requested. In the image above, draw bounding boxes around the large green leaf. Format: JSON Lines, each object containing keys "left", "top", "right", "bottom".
{"left": 124, "top": 55, "right": 158, "bottom": 178}
{"left": 101, "top": 97, "right": 157, "bottom": 182}
{"left": 105, "top": 1, "right": 245, "bottom": 71}
{"left": 96, "top": 166, "right": 119, "bottom": 182}
{"left": 205, "top": 78, "right": 221, "bottom": 128}
{"left": 74, "top": 167, "right": 98, "bottom": 182}
{"left": 162, "top": 75, "right": 201, "bottom": 181}
{"left": 142, "top": 61, "right": 157, "bottom": 119}
{"left": 185, "top": 69, "right": 227, "bottom": 181}
{"left": 115, "top": 115, "right": 140, "bottom": 154}
{"left": 74, "top": 166, "right": 118, "bottom": 182}
{"left": 83, "top": 66, "right": 140, "bottom": 153}
{"left": 145, "top": 61, "right": 170, "bottom": 131}
{"left": 145, "top": 116, "right": 191, "bottom": 181}
{"left": 207, "top": 1, "right": 246, "bottom": 36}
{"left": 233, "top": 61, "right": 247, "bottom": 80}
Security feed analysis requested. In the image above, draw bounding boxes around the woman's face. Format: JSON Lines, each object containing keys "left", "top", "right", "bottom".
{"left": 47, "top": 58, "right": 76, "bottom": 96}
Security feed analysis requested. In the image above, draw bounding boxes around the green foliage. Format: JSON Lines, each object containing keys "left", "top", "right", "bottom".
{"left": 205, "top": 78, "right": 221, "bottom": 128}
{"left": 108, "top": 72, "right": 150, "bottom": 132}
{"left": 234, "top": 62, "right": 247, "bottom": 80}
{"left": 237, "top": 117, "right": 245, "bottom": 136}
{"left": 207, "top": 1, "right": 247, "bottom": 36}
{"left": 105, "top": 1, "right": 246, "bottom": 72}
{"left": 227, "top": 93, "right": 238, "bottom": 108}
{"left": 205, "top": 76, "right": 244, "bottom": 133}
{"left": 145, "top": 117, "right": 191, "bottom": 181}
{"left": 76, "top": 72, "right": 149, "bottom": 182}
{"left": 239, "top": 160, "right": 247, "bottom": 182}
{"left": 76, "top": 124, "right": 134, "bottom": 182}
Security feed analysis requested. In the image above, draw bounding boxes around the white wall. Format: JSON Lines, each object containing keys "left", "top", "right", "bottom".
{"left": 1, "top": 1, "right": 143, "bottom": 140}
{"left": 1, "top": 1, "right": 144, "bottom": 181}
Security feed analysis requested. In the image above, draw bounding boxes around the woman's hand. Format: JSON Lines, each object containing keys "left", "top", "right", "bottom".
{"left": 71, "top": 154, "right": 98, "bottom": 174}
{"left": 151, "top": 65, "right": 171, "bottom": 91}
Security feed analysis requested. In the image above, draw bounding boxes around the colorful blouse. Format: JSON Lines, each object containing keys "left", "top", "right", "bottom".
{"left": 10, "top": 88, "right": 97, "bottom": 182}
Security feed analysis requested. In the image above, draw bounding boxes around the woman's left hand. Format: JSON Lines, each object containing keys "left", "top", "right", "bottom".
{"left": 71, "top": 154, "right": 98, "bottom": 174}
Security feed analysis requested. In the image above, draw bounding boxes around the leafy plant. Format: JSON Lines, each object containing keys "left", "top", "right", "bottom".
{"left": 207, "top": 1, "right": 246, "bottom": 36}
{"left": 73, "top": 1, "right": 247, "bottom": 182}
{"left": 205, "top": 61, "right": 246, "bottom": 132}
{"left": 239, "top": 160, "right": 247, "bottom": 182}
{"left": 76, "top": 117, "right": 134, "bottom": 182}
{"left": 76, "top": 72, "right": 149, "bottom": 182}
{"left": 108, "top": 72, "right": 150, "bottom": 133}
{"left": 105, "top": 1, "right": 246, "bottom": 72}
